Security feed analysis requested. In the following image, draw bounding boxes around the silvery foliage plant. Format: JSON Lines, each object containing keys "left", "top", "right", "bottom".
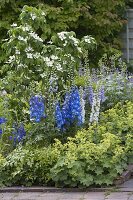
{"left": 98, "top": 53, "right": 133, "bottom": 107}
{"left": 77, "top": 51, "right": 133, "bottom": 124}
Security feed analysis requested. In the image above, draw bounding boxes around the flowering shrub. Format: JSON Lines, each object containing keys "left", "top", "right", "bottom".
{"left": 0, "top": 5, "right": 97, "bottom": 145}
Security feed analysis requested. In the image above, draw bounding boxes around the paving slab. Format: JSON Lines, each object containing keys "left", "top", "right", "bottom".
{"left": 1, "top": 192, "right": 133, "bottom": 200}
{"left": 118, "top": 178, "right": 133, "bottom": 188}
{"left": 128, "top": 194, "right": 133, "bottom": 200}
{"left": 105, "top": 192, "right": 131, "bottom": 200}
{"left": 84, "top": 192, "right": 105, "bottom": 200}
{"left": 61, "top": 192, "right": 85, "bottom": 199}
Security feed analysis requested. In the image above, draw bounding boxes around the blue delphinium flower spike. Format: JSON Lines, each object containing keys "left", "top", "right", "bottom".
{"left": 55, "top": 103, "right": 64, "bottom": 129}
{"left": 30, "top": 95, "right": 45, "bottom": 122}
{"left": 62, "top": 92, "right": 72, "bottom": 126}
{"left": 99, "top": 86, "right": 106, "bottom": 103}
{"left": 11, "top": 123, "right": 26, "bottom": 145}
{"left": 70, "top": 87, "right": 82, "bottom": 126}
{"left": 0, "top": 117, "right": 6, "bottom": 136}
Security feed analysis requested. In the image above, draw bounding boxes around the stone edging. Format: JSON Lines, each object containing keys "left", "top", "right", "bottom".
{"left": 113, "top": 164, "right": 133, "bottom": 185}
{"left": 0, "top": 186, "right": 133, "bottom": 193}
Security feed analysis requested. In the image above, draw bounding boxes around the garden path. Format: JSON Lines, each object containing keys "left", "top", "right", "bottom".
{"left": 0, "top": 191, "right": 133, "bottom": 200}
{"left": 0, "top": 178, "right": 133, "bottom": 200}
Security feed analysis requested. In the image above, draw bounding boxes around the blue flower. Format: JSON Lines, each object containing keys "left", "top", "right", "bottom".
{"left": 11, "top": 123, "right": 26, "bottom": 145}
{"left": 0, "top": 117, "right": 6, "bottom": 125}
{"left": 58, "top": 87, "right": 83, "bottom": 129}
{"left": 99, "top": 86, "right": 106, "bottom": 103}
{"left": 69, "top": 87, "right": 82, "bottom": 125}
{"left": 88, "top": 86, "right": 94, "bottom": 105}
{"left": 0, "top": 117, "right": 6, "bottom": 136}
{"left": 30, "top": 95, "right": 45, "bottom": 122}
{"left": 55, "top": 103, "right": 64, "bottom": 129}
{"left": 62, "top": 92, "right": 72, "bottom": 126}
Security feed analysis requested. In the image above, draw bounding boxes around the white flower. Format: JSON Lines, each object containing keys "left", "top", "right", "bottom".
{"left": 33, "top": 52, "right": 41, "bottom": 59}
{"left": 57, "top": 32, "right": 68, "bottom": 41}
{"left": 18, "top": 63, "right": 24, "bottom": 68}
{"left": 11, "top": 23, "right": 17, "bottom": 27}
{"left": 63, "top": 61, "right": 67, "bottom": 65}
{"left": 77, "top": 47, "right": 82, "bottom": 53}
{"left": 89, "top": 93, "right": 101, "bottom": 123}
{"left": 22, "top": 24, "right": 32, "bottom": 32}
{"left": 15, "top": 49, "right": 20, "bottom": 55}
{"left": 1, "top": 90, "right": 7, "bottom": 96}
{"left": 43, "top": 57, "right": 54, "bottom": 67}
{"left": 63, "top": 41, "right": 68, "bottom": 46}
{"left": 27, "top": 53, "right": 33, "bottom": 59}
{"left": 56, "top": 63, "right": 62, "bottom": 71}
{"left": 42, "top": 12, "right": 46, "bottom": 16}
{"left": 69, "top": 36, "right": 79, "bottom": 46}
{"left": 84, "top": 38, "right": 91, "bottom": 43}
{"left": 47, "top": 40, "right": 53, "bottom": 44}
{"left": 25, "top": 46, "right": 33, "bottom": 52}
{"left": 8, "top": 55, "right": 15, "bottom": 63}
{"left": 31, "top": 13, "right": 37, "bottom": 20}
{"left": 50, "top": 55, "right": 58, "bottom": 60}
{"left": 29, "top": 32, "right": 43, "bottom": 42}
{"left": 79, "top": 87, "right": 85, "bottom": 123}
{"left": 18, "top": 36, "right": 27, "bottom": 42}
{"left": 40, "top": 73, "right": 46, "bottom": 78}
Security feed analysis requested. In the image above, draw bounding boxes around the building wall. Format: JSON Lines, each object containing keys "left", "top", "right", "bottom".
{"left": 121, "top": 9, "right": 133, "bottom": 63}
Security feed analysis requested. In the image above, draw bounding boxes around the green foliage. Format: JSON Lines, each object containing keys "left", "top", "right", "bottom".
{"left": 0, "top": 102, "right": 132, "bottom": 187}
{"left": 51, "top": 129, "right": 128, "bottom": 187}
{"left": 0, "top": 154, "right": 5, "bottom": 166}
{"left": 50, "top": 102, "right": 133, "bottom": 187}
{"left": 100, "top": 101, "right": 133, "bottom": 139}
{"left": 126, "top": 0, "right": 133, "bottom": 8}
{"left": 0, "top": 141, "right": 61, "bottom": 186}
{"left": 0, "top": 0, "right": 127, "bottom": 67}
{"left": 0, "top": 154, "right": 6, "bottom": 186}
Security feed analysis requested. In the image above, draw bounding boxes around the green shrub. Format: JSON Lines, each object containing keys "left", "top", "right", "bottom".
{"left": 0, "top": 125, "right": 132, "bottom": 187}
{"left": 51, "top": 129, "right": 129, "bottom": 187}
{"left": 0, "top": 154, "right": 6, "bottom": 186}
{"left": 100, "top": 101, "right": 133, "bottom": 139}
{"left": 0, "top": 154, "right": 5, "bottom": 166}
{"left": 0, "top": 141, "right": 62, "bottom": 186}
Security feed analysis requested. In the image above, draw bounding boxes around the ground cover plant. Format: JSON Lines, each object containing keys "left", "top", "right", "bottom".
{"left": 0, "top": 6, "right": 133, "bottom": 188}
